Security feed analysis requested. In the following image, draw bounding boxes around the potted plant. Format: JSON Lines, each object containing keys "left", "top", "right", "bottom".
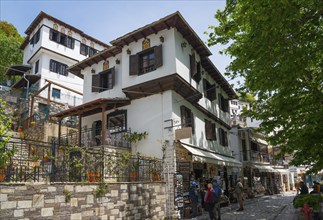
{"left": 43, "top": 149, "right": 54, "bottom": 163}
{"left": 130, "top": 159, "right": 139, "bottom": 182}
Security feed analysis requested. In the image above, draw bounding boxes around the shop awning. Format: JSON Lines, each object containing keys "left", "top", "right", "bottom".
{"left": 274, "top": 168, "right": 289, "bottom": 174}
{"left": 251, "top": 164, "right": 278, "bottom": 173}
{"left": 180, "top": 144, "right": 242, "bottom": 168}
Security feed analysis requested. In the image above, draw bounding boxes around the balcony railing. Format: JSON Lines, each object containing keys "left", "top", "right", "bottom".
{"left": 58, "top": 127, "right": 131, "bottom": 149}
{"left": 241, "top": 150, "right": 271, "bottom": 163}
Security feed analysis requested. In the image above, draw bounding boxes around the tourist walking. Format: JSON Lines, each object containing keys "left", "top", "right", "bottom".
{"left": 235, "top": 177, "right": 244, "bottom": 211}
{"left": 189, "top": 181, "right": 199, "bottom": 219}
{"left": 213, "top": 180, "right": 222, "bottom": 220}
{"left": 204, "top": 183, "right": 216, "bottom": 220}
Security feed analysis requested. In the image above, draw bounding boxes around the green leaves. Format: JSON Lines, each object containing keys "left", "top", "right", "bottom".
{"left": 207, "top": 0, "right": 323, "bottom": 173}
{"left": 0, "top": 21, "right": 24, "bottom": 82}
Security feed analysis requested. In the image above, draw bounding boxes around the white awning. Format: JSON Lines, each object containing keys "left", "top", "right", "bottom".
{"left": 275, "top": 169, "right": 289, "bottom": 174}
{"left": 181, "top": 144, "right": 242, "bottom": 168}
{"left": 252, "top": 164, "right": 278, "bottom": 173}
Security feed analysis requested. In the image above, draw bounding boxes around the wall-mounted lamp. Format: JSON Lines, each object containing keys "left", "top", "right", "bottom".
{"left": 159, "top": 36, "right": 164, "bottom": 43}
{"left": 116, "top": 59, "right": 120, "bottom": 64}
{"left": 181, "top": 42, "right": 187, "bottom": 48}
{"left": 126, "top": 49, "right": 131, "bottom": 55}
{"left": 91, "top": 68, "right": 96, "bottom": 74}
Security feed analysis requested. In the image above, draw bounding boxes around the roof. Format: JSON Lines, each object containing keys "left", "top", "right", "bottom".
{"left": 110, "top": 11, "right": 212, "bottom": 57}
{"left": 68, "top": 46, "right": 122, "bottom": 78}
{"left": 21, "top": 11, "right": 110, "bottom": 49}
{"left": 50, "top": 98, "right": 130, "bottom": 119}
{"left": 12, "top": 74, "right": 41, "bottom": 89}
{"left": 5, "top": 65, "right": 32, "bottom": 76}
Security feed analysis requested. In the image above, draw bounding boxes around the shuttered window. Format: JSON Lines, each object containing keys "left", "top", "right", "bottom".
{"left": 203, "top": 79, "right": 216, "bottom": 101}
{"left": 129, "top": 45, "right": 163, "bottom": 76}
{"left": 92, "top": 67, "right": 115, "bottom": 93}
{"left": 49, "top": 59, "right": 68, "bottom": 76}
{"left": 180, "top": 105, "right": 195, "bottom": 134}
{"left": 205, "top": 119, "right": 216, "bottom": 140}
{"left": 80, "top": 44, "right": 88, "bottom": 56}
{"left": 218, "top": 128, "right": 228, "bottom": 146}
{"left": 49, "top": 28, "right": 74, "bottom": 49}
{"left": 218, "top": 94, "right": 229, "bottom": 112}
{"left": 190, "top": 54, "right": 201, "bottom": 83}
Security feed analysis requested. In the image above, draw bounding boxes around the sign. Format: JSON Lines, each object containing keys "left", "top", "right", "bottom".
{"left": 289, "top": 166, "right": 297, "bottom": 173}
{"left": 175, "top": 127, "right": 192, "bottom": 140}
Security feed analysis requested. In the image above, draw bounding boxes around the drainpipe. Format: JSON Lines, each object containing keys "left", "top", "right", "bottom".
{"left": 23, "top": 74, "right": 30, "bottom": 99}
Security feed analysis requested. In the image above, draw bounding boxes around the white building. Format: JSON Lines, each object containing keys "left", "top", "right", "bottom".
{"left": 52, "top": 11, "right": 241, "bottom": 217}
{"left": 5, "top": 11, "right": 108, "bottom": 130}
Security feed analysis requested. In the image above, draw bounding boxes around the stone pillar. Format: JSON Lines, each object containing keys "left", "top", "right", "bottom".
{"left": 163, "top": 140, "right": 177, "bottom": 219}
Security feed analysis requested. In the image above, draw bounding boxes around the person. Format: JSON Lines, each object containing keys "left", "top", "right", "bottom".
{"left": 310, "top": 181, "right": 320, "bottom": 194}
{"left": 299, "top": 181, "right": 309, "bottom": 195}
{"left": 294, "top": 180, "right": 300, "bottom": 195}
{"left": 235, "top": 177, "right": 244, "bottom": 211}
{"left": 204, "top": 183, "right": 216, "bottom": 220}
{"left": 213, "top": 180, "right": 222, "bottom": 220}
{"left": 189, "top": 181, "right": 199, "bottom": 219}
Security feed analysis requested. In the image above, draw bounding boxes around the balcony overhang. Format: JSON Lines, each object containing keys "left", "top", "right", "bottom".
{"left": 5, "top": 65, "right": 32, "bottom": 76}
{"left": 122, "top": 73, "right": 202, "bottom": 103}
{"left": 50, "top": 98, "right": 130, "bottom": 119}
{"left": 12, "top": 74, "right": 40, "bottom": 89}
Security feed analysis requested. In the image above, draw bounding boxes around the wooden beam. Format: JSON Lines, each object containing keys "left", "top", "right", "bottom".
{"left": 30, "top": 96, "right": 35, "bottom": 118}
{"left": 48, "top": 83, "right": 51, "bottom": 104}
{"left": 78, "top": 115, "right": 82, "bottom": 147}
{"left": 58, "top": 119, "right": 62, "bottom": 147}
{"left": 32, "top": 83, "right": 50, "bottom": 97}
{"left": 45, "top": 79, "right": 83, "bottom": 95}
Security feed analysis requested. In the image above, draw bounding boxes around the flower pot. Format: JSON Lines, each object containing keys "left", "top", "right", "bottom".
{"left": 130, "top": 171, "right": 137, "bottom": 181}
{"left": 152, "top": 173, "right": 161, "bottom": 181}
{"left": 87, "top": 172, "right": 100, "bottom": 182}
{"left": 0, "top": 169, "right": 5, "bottom": 182}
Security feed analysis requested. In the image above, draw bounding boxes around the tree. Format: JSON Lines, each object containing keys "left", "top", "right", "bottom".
{"left": 0, "top": 21, "right": 24, "bottom": 83}
{"left": 207, "top": 0, "right": 323, "bottom": 173}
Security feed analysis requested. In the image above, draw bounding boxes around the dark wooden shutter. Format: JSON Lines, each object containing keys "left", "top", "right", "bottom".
{"left": 195, "top": 62, "right": 201, "bottom": 83}
{"left": 129, "top": 54, "right": 139, "bottom": 75}
{"left": 218, "top": 128, "right": 223, "bottom": 145}
{"left": 154, "top": 45, "right": 163, "bottom": 68}
{"left": 56, "top": 32, "right": 61, "bottom": 43}
{"left": 92, "top": 74, "right": 100, "bottom": 92}
{"left": 190, "top": 54, "right": 197, "bottom": 78}
{"left": 209, "top": 84, "right": 216, "bottom": 101}
{"left": 180, "top": 105, "right": 186, "bottom": 127}
{"left": 203, "top": 79, "right": 207, "bottom": 97}
{"left": 224, "top": 131, "right": 228, "bottom": 146}
{"left": 190, "top": 111, "right": 195, "bottom": 134}
{"left": 211, "top": 123, "right": 216, "bottom": 140}
{"left": 224, "top": 99, "right": 229, "bottom": 112}
{"left": 205, "top": 120, "right": 212, "bottom": 140}
{"left": 111, "top": 67, "right": 115, "bottom": 88}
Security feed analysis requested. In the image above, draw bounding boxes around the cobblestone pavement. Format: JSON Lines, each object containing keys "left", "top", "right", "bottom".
{"left": 185, "top": 191, "right": 300, "bottom": 220}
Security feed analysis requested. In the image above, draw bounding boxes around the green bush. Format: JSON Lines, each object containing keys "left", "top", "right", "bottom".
{"left": 294, "top": 194, "right": 323, "bottom": 211}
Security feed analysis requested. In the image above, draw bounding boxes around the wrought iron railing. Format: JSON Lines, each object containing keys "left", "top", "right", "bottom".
{"left": 0, "top": 136, "right": 163, "bottom": 183}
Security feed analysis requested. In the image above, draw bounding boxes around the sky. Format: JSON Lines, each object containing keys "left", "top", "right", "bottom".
{"left": 0, "top": 0, "right": 238, "bottom": 87}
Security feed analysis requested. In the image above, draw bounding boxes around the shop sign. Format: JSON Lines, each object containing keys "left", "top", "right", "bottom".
{"left": 289, "top": 166, "right": 297, "bottom": 173}
{"left": 175, "top": 127, "right": 192, "bottom": 140}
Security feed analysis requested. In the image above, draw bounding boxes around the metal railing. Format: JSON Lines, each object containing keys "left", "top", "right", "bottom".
{"left": 0, "top": 136, "right": 163, "bottom": 183}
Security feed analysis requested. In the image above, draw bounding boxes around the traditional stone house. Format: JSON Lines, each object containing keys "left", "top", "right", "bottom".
{"left": 52, "top": 11, "right": 241, "bottom": 217}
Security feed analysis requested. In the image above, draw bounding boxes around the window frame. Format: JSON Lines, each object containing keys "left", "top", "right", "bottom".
{"left": 203, "top": 79, "right": 216, "bottom": 101}
{"left": 218, "top": 127, "right": 228, "bottom": 146}
{"left": 49, "top": 59, "right": 68, "bottom": 76}
{"left": 52, "top": 88, "right": 61, "bottom": 99}
{"left": 107, "top": 110, "right": 127, "bottom": 134}
{"left": 92, "top": 67, "right": 115, "bottom": 93}
{"left": 205, "top": 119, "right": 216, "bottom": 140}
{"left": 180, "top": 105, "right": 195, "bottom": 134}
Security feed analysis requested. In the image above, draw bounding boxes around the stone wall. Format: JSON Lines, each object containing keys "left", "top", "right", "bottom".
{"left": 0, "top": 182, "right": 166, "bottom": 220}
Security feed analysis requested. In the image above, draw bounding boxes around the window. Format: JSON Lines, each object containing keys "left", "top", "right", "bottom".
{"left": 205, "top": 119, "right": 216, "bottom": 140}
{"left": 129, "top": 45, "right": 163, "bottom": 75}
{"left": 218, "top": 94, "right": 229, "bottom": 112}
{"left": 49, "top": 28, "right": 74, "bottom": 49}
{"left": 218, "top": 128, "right": 228, "bottom": 146}
{"left": 52, "top": 88, "right": 61, "bottom": 99}
{"left": 80, "top": 44, "right": 97, "bottom": 57}
{"left": 250, "top": 141, "right": 258, "bottom": 151}
{"left": 180, "top": 105, "right": 195, "bottom": 134}
{"left": 92, "top": 67, "right": 115, "bottom": 93}
{"left": 34, "top": 60, "right": 39, "bottom": 74}
{"left": 190, "top": 53, "right": 201, "bottom": 83}
{"left": 107, "top": 110, "right": 127, "bottom": 133}
{"left": 80, "top": 43, "right": 88, "bottom": 55}
{"left": 30, "top": 29, "right": 40, "bottom": 46}
{"left": 49, "top": 59, "right": 68, "bottom": 76}
{"left": 203, "top": 79, "right": 216, "bottom": 101}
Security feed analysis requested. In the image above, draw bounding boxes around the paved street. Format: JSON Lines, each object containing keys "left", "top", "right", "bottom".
{"left": 186, "top": 191, "right": 300, "bottom": 220}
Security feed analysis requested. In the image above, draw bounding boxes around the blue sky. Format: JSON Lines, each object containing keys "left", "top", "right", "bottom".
{"left": 1, "top": 0, "right": 238, "bottom": 86}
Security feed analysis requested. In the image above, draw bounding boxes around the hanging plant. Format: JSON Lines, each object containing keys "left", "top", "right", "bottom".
{"left": 124, "top": 131, "right": 148, "bottom": 144}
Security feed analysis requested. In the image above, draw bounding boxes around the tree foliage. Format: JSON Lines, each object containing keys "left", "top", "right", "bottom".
{"left": 0, "top": 21, "right": 24, "bottom": 83}
{"left": 0, "top": 99, "right": 12, "bottom": 168}
{"left": 207, "top": 0, "right": 323, "bottom": 173}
